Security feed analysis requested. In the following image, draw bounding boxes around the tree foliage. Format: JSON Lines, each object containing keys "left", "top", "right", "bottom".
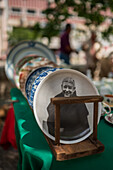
{"left": 43, "top": 0, "right": 113, "bottom": 40}
{"left": 8, "top": 0, "right": 113, "bottom": 47}
{"left": 8, "top": 23, "right": 42, "bottom": 47}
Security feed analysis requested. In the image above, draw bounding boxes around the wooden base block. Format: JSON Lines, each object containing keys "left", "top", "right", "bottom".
{"left": 45, "top": 136, "right": 105, "bottom": 161}
{"left": 44, "top": 96, "right": 104, "bottom": 161}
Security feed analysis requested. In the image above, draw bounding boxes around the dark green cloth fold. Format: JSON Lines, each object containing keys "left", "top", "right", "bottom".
{"left": 10, "top": 88, "right": 52, "bottom": 170}
{"left": 11, "top": 88, "right": 113, "bottom": 170}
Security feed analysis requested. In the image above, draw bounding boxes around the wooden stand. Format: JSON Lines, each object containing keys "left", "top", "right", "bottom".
{"left": 45, "top": 95, "right": 105, "bottom": 161}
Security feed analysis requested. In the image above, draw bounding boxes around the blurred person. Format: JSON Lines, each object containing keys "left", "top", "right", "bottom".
{"left": 99, "top": 52, "right": 113, "bottom": 79}
{"left": 82, "top": 31, "right": 98, "bottom": 78}
{"left": 46, "top": 77, "right": 90, "bottom": 140}
{"left": 59, "top": 24, "right": 78, "bottom": 65}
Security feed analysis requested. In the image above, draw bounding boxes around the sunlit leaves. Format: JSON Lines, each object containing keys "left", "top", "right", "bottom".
{"left": 42, "top": 0, "right": 113, "bottom": 40}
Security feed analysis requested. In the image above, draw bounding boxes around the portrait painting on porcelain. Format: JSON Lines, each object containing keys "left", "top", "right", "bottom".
{"left": 43, "top": 77, "right": 90, "bottom": 141}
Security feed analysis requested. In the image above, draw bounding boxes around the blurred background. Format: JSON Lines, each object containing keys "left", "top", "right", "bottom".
{"left": 0, "top": 0, "right": 113, "bottom": 169}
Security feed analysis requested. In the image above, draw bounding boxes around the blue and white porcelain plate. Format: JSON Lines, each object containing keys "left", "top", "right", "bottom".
{"left": 25, "top": 66, "right": 53, "bottom": 103}
{"left": 5, "top": 41, "right": 56, "bottom": 84}
{"left": 30, "top": 67, "right": 62, "bottom": 108}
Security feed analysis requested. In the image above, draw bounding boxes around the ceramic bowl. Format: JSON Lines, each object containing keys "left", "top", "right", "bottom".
{"left": 30, "top": 67, "right": 62, "bottom": 108}
{"left": 5, "top": 41, "right": 56, "bottom": 84}
{"left": 33, "top": 69, "right": 101, "bottom": 144}
{"left": 104, "top": 78, "right": 113, "bottom": 86}
{"left": 99, "top": 84, "right": 113, "bottom": 96}
{"left": 104, "top": 94, "right": 113, "bottom": 105}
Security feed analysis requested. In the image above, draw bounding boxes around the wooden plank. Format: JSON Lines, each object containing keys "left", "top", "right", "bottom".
{"left": 51, "top": 96, "right": 103, "bottom": 104}
{"left": 93, "top": 102, "right": 98, "bottom": 140}
{"left": 55, "top": 104, "right": 60, "bottom": 145}
{"left": 61, "top": 139, "right": 96, "bottom": 154}
{"left": 45, "top": 136, "right": 104, "bottom": 161}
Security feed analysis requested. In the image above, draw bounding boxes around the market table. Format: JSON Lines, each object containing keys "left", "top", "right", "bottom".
{"left": 11, "top": 88, "right": 113, "bottom": 170}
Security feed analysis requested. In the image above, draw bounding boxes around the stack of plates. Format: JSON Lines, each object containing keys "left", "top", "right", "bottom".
{"left": 5, "top": 41, "right": 56, "bottom": 85}
{"left": 5, "top": 41, "right": 102, "bottom": 145}
{"left": 19, "top": 57, "right": 58, "bottom": 96}
{"left": 14, "top": 55, "right": 41, "bottom": 88}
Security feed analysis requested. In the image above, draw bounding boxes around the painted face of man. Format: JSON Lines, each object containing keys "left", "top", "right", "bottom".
{"left": 61, "top": 81, "right": 75, "bottom": 97}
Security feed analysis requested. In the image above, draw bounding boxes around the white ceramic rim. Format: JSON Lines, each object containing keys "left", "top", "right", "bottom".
{"left": 5, "top": 41, "right": 56, "bottom": 83}
{"left": 33, "top": 69, "right": 101, "bottom": 144}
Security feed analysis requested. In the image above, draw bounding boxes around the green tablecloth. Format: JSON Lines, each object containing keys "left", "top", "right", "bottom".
{"left": 11, "top": 88, "right": 113, "bottom": 170}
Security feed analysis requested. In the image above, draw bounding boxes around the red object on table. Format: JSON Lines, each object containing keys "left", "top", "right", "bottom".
{"left": 0, "top": 104, "right": 17, "bottom": 149}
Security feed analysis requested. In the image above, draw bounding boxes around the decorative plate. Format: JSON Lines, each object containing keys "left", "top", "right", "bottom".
{"left": 15, "top": 55, "right": 41, "bottom": 75}
{"left": 20, "top": 57, "right": 57, "bottom": 72}
{"left": 30, "top": 67, "right": 62, "bottom": 108}
{"left": 13, "top": 55, "right": 41, "bottom": 88}
{"left": 5, "top": 41, "right": 56, "bottom": 84}
{"left": 25, "top": 66, "right": 53, "bottom": 103}
{"left": 33, "top": 69, "right": 101, "bottom": 144}
{"left": 19, "top": 58, "right": 57, "bottom": 96}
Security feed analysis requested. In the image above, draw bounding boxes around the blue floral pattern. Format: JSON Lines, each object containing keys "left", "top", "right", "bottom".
{"left": 30, "top": 67, "right": 62, "bottom": 108}
{"left": 25, "top": 67, "right": 53, "bottom": 103}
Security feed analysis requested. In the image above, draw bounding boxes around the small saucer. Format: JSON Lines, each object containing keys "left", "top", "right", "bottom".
{"left": 105, "top": 114, "right": 113, "bottom": 124}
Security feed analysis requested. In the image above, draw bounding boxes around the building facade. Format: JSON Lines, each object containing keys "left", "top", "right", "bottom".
{"left": 8, "top": 0, "right": 47, "bottom": 27}
{"left": 0, "top": 0, "right": 49, "bottom": 59}
{"left": 0, "top": 0, "right": 8, "bottom": 59}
